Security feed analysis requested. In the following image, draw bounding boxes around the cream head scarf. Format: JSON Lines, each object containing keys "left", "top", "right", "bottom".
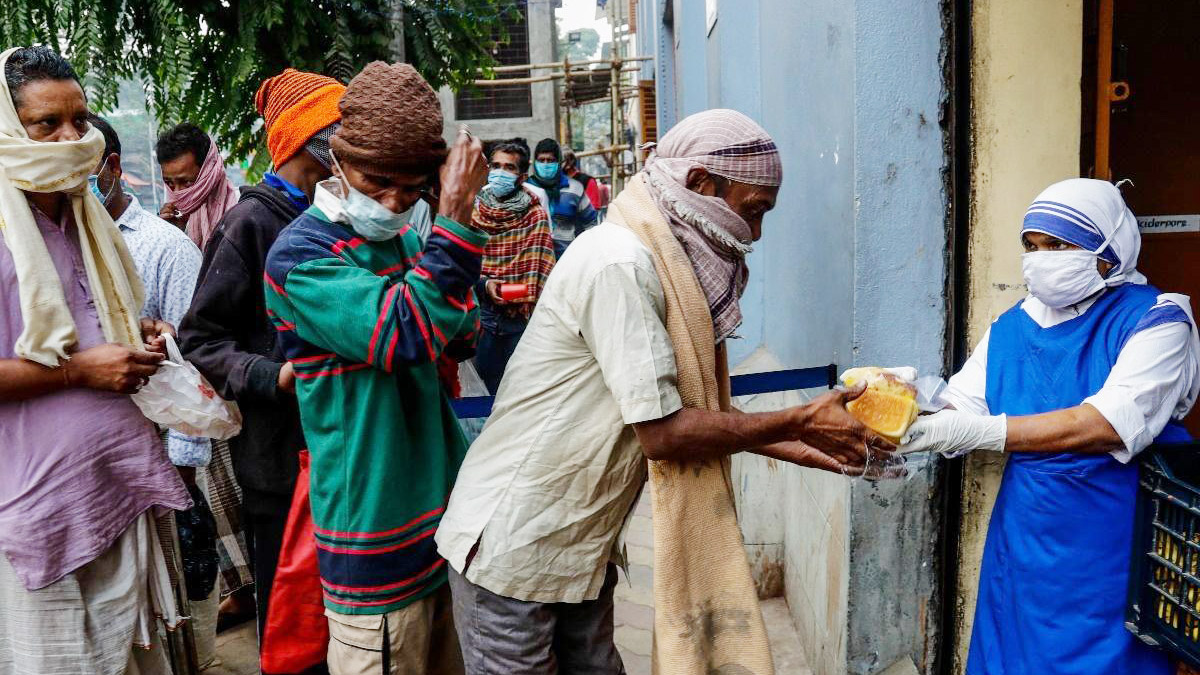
{"left": 0, "top": 47, "right": 144, "bottom": 367}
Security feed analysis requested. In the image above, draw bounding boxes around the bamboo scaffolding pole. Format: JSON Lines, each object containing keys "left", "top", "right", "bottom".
{"left": 610, "top": 58, "right": 624, "bottom": 193}
{"left": 470, "top": 68, "right": 636, "bottom": 87}
{"left": 564, "top": 67, "right": 641, "bottom": 79}
{"left": 576, "top": 144, "right": 631, "bottom": 159}
{"left": 483, "top": 55, "right": 652, "bottom": 74}
{"left": 561, "top": 56, "right": 573, "bottom": 147}
{"left": 470, "top": 73, "right": 564, "bottom": 86}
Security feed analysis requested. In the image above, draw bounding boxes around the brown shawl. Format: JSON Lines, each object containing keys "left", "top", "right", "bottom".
{"left": 608, "top": 174, "right": 774, "bottom": 675}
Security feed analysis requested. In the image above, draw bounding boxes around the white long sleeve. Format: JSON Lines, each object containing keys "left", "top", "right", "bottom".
{"left": 1085, "top": 320, "right": 1196, "bottom": 461}
{"left": 941, "top": 328, "right": 991, "bottom": 417}
{"left": 938, "top": 297, "right": 1198, "bottom": 461}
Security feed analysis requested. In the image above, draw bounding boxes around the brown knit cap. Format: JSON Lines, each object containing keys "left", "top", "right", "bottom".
{"left": 331, "top": 61, "right": 448, "bottom": 177}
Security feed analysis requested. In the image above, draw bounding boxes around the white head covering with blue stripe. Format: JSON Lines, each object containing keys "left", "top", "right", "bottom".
{"left": 1021, "top": 178, "right": 1148, "bottom": 287}
{"left": 1022, "top": 179, "right": 1200, "bottom": 419}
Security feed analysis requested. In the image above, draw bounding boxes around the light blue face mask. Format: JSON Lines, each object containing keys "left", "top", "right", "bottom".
{"left": 533, "top": 161, "right": 560, "bottom": 182}
{"left": 332, "top": 151, "right": 414, "bottom": 241}
{"left": 88, "top": 158, "right": 117, "bottom": 205}
{"left": 487, "top": 169, "right": 520, "bottom": 198}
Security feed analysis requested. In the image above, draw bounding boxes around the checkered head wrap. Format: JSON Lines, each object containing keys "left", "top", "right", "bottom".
{"left": 642, "top": 109, "right": 782, "bottom": 341}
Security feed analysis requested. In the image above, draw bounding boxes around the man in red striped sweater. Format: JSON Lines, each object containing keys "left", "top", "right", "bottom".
{"left": 263, "top": 61, "right": 487, "bottom": 675}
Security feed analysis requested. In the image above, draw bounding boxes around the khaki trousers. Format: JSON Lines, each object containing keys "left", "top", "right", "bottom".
{"left": 326, "top": 584, "right": 463, "bottom": 675}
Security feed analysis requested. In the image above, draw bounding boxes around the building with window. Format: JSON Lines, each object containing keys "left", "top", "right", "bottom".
{"left": 438, "top": 0, "right": 560, "bottom": 147}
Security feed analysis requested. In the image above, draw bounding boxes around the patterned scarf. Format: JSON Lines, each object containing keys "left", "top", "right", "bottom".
{"left": 641, "top": 109, "right": 783, "bottom": 342}
{"left": 165, "top": 136, "right": 239, "bottom": 252}
{"left": 471, "top": 185, "right": 555, "bottom": 318}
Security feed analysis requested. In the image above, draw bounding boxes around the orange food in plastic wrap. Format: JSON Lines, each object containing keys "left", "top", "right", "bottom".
{"left": 840, "top": 367, "right": 919, "bottom": 444}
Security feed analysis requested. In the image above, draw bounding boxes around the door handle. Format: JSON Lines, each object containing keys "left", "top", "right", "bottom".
{"left": 1110, "top": 81, "right": 1132, "bottom": 102}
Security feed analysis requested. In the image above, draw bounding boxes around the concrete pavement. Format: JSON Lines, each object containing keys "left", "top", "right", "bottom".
{"left": 211, "top": 490, "right": 813, "bottom": 674}
{"left": 613, "top": 491, "right": 813, "bottom": 675}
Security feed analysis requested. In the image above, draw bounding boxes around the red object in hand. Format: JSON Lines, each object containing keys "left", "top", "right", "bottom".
{"left": 499, "top": 283, "right": 529, "bottom": 302}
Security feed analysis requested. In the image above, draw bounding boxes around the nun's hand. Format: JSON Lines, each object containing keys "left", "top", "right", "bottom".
{"left": 901, "top": 409, "right": 1007, "bottom": 457}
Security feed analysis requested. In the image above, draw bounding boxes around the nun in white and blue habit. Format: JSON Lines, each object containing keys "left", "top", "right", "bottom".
{"left": 906, "top": 178, "right": 1200, "bottom": 674}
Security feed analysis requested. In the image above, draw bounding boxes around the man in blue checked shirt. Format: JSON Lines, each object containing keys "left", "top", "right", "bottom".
{"left": 88, "top": 114, "right": 210, "bottom": 468}
{"left": 527, "top": 137, "right": 598, "bottom": 258}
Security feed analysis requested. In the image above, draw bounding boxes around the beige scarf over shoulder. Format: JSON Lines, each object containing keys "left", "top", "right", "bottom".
{"left": 0, "top": 47, "right": 143, "bottom": 366}
{"left": 608, "top": 174, "right": 774, "bottom": 675}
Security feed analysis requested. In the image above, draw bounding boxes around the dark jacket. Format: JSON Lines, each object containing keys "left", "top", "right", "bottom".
{"left": 179, "top": 184, "right": 305, "bottom": 515}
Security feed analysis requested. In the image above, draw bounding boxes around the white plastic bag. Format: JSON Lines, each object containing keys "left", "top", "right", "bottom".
{"left": 456, "top": 359, "right": 490, "bottom": 444}
{"left": 131, "top": 334, "right": 243, "bottom": 440}
{"left": 458, "top": 359, "right": 488, "bottom": 398}
{"left": 915, "top": 375, "right": 951, "bottom": 412}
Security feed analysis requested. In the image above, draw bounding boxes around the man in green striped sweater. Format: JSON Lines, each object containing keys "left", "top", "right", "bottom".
{"left": 263, "top": 62, "right": 487, "bottom": 675}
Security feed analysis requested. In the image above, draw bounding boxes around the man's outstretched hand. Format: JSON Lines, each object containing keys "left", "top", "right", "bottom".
{"left": 66, "top": 343, "right": 164, "bottom": 394}
{"left": 789, "top": 384, "right": 897, "bottom": 465}
{"left": 763, "top": 440, "right": 907, "bottom": 480}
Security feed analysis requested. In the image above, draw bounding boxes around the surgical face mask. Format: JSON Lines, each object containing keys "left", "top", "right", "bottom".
{"left": 1020, "top": 210, "right": 1128, "bottom": 308}
{"left": 533, "top": 161, "right": 560, "bottom": 182}
{"left": 88, "top": 157, "right": 117, "bottom": 206}
{"left": 1021, "top": 250, "right": 1106, "bottom": 309}
{"left": 487, "top": 169, "right": 519, "bottom": 198}
{"left": 331, "top": 151, "right": 413, "bottom": 241}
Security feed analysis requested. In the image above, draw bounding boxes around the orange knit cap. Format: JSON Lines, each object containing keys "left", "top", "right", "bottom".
{"left": 255, "top": 68, "right": 346, "bottom": 167}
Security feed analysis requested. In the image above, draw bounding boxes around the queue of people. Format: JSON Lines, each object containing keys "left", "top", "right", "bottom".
{"left": 0, "top": 41, "right": 1198, "bottom": 675}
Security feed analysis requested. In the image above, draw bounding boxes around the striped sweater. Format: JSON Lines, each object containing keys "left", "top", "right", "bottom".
{"left": 263, "top": 204, "right": 484, "bottom": 615}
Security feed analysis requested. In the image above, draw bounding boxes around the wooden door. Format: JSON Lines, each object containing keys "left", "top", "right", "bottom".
{"left": 1095, "top": 0, "right": 1200, "bottom": 434}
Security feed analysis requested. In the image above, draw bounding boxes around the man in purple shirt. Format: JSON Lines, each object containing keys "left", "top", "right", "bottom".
{"left": 0, "top": 46, "right": 190, "bottom": 674}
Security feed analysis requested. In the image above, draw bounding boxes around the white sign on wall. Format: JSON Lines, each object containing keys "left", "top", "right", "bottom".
{"left": 1138, "top": 215, "right": 1200, "bottom": 234}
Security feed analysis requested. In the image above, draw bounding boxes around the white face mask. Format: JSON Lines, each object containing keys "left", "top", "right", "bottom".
{"left": 330, "top": 151, "right": 415, "bottom": 241}
{"left": 1021, "top": 250, "right": 1107, "bottom": 309}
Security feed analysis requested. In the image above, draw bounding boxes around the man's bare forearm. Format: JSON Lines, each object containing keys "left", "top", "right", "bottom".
{"left": 0, "top": 358, "right": 68, "bottom": 402}
{"left": 0, "top": 344, "right": 162, "bottom": 401}
{"left": 633, "top": 386, "right": 892, "bottom": 466}
{"left": 633, "top": 407, "right": 804, "bottom": 462}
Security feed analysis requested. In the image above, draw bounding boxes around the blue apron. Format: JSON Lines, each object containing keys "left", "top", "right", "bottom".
{"left": 967, "top": 283, "right": 1190, "bottom": 675}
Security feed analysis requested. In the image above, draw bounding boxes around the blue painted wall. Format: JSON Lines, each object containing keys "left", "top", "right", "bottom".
{"left": 637, "top": 0, "right": 949, "bottom": 671}
{"left": 753, "top": 0, "right": 858, "bottom": 373}
{"left": 845, "top": 0, "right": 948, "bottom": 669}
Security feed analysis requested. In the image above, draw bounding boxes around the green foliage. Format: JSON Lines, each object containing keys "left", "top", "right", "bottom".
{"left": 0, "top": 0, "right": 509, "bottom": 172}
{"left": 557, "top": 23, "right": 600, "bottom": 63}
{"left": 555, "top": 21, "right": 607, "bottom": 165}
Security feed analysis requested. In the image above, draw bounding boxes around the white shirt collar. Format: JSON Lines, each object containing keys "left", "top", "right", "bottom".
{"left": 1021, "top": 292, "right": 1103, "bottom": 328}
{"left": 115, "top": 194, "right": 142, "bottom": 231}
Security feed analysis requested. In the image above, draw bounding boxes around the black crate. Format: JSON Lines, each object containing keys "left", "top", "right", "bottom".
{"left": 1127, "top": 442, "right": 1200, "bottom": 668}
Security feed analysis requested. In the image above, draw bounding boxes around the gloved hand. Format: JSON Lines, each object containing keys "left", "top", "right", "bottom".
{"left": 901, "top": 409, "right": 1007, "bottom": 457}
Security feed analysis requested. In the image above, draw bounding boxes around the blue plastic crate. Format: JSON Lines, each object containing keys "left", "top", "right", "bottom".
{"left": 1126, "top": 442, "right": 1200, "bottom": 668}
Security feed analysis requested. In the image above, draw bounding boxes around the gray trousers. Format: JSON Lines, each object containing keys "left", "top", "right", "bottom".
{"left": 447, "top": 564, "right": 626, "bottom": 675}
